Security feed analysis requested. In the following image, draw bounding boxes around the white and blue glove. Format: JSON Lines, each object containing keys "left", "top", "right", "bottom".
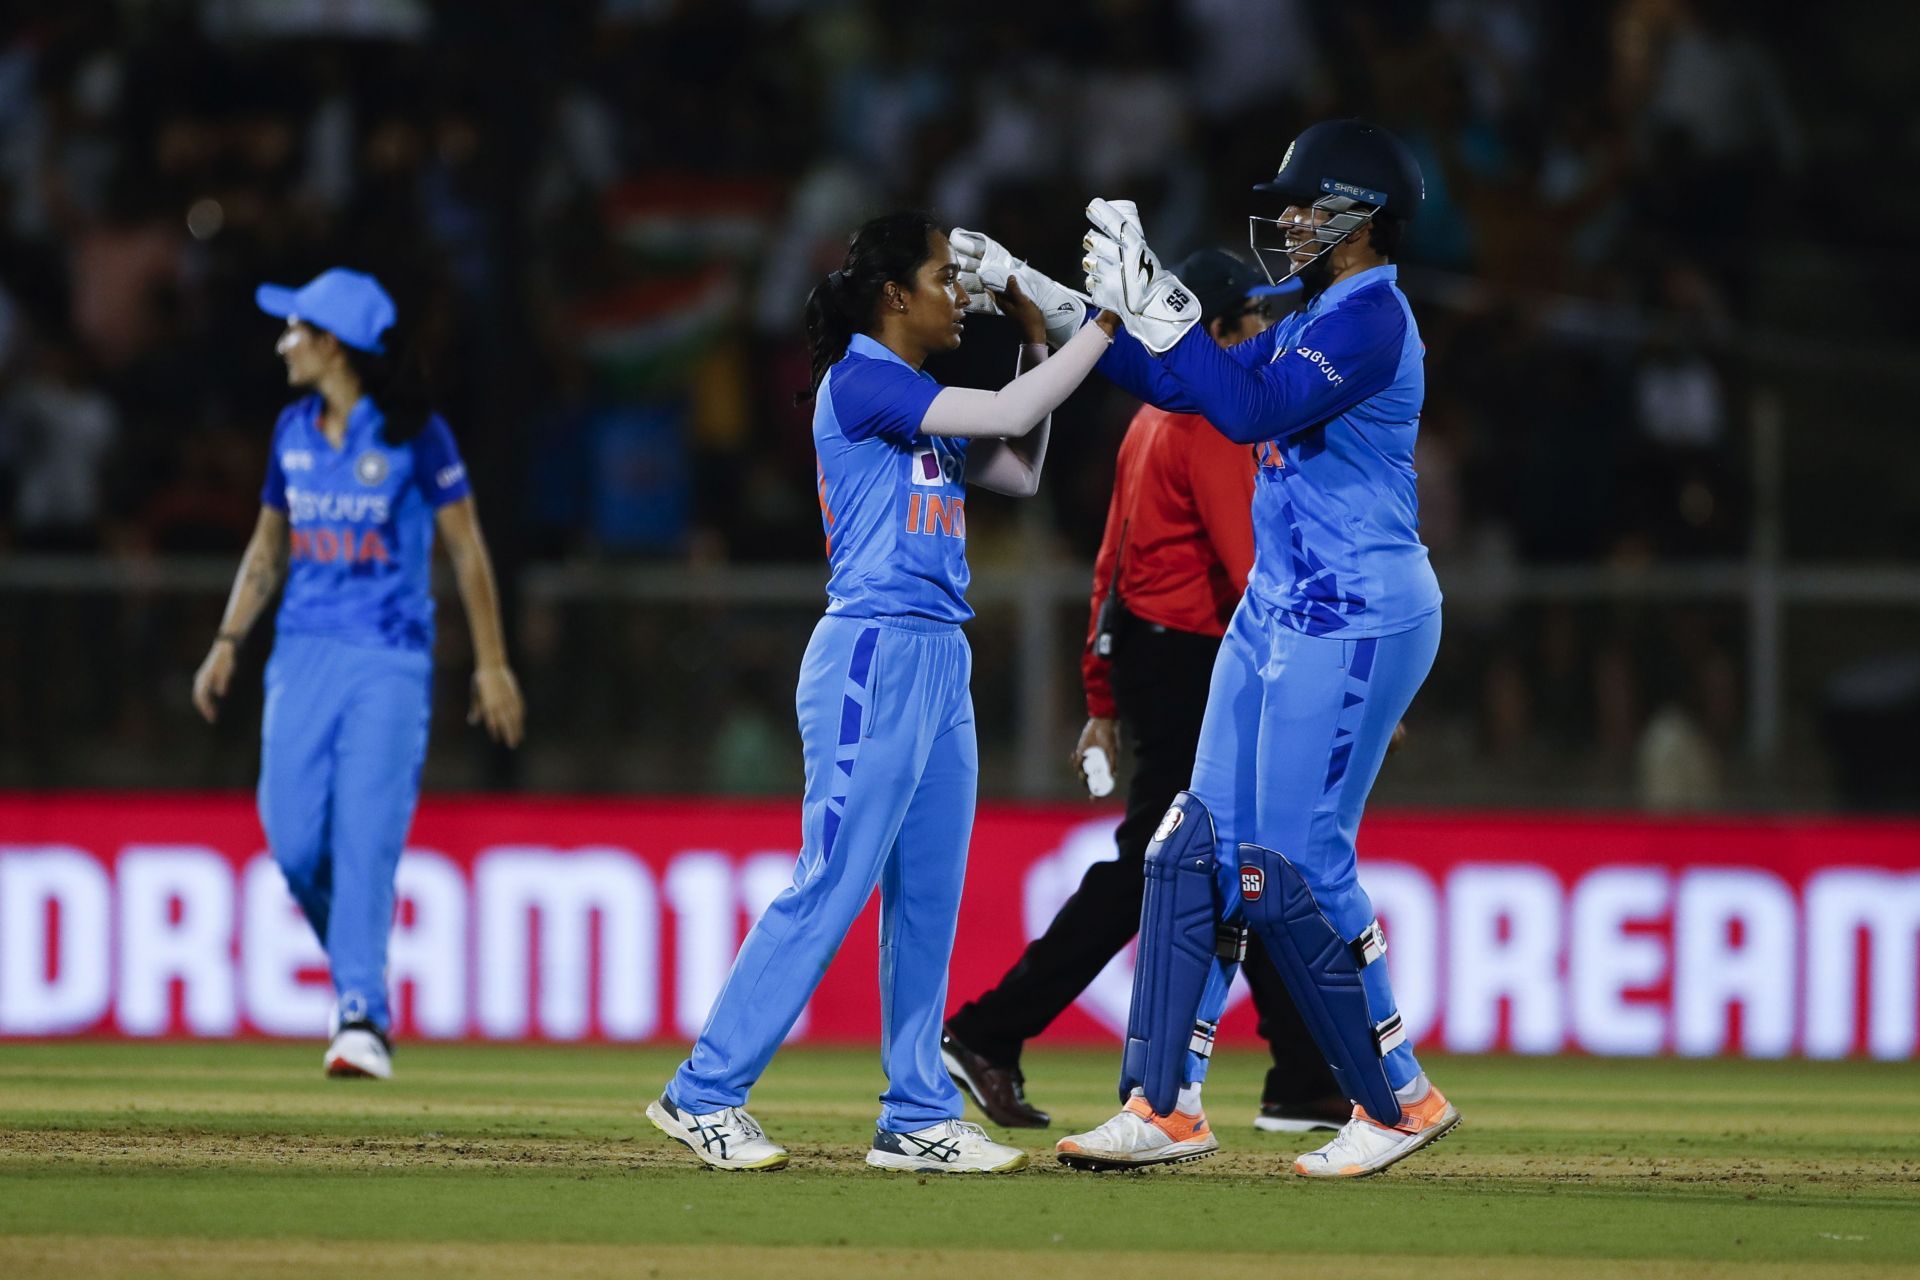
{"left": 950, "top": 227, "right": 1090, "bottom": 350}
{"left": 1081, "top": 198, "right": 1199, "bottom": 355}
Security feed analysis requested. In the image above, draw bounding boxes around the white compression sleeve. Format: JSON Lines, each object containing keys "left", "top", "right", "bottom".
{"left": 967, "top": 343, "right": 1054, "bottom": 497}
{"left": 918, "top": 320, "right": 1111, "bottom": 439}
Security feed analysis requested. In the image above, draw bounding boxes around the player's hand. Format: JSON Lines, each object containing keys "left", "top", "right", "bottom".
{"left": 951, "top": 227, "right": 1090, "bottom": 348}
{"left": 191, "top": 640, "right": 237, "bottom": 724}
{"left": 954, "top": 237, "right": 1003, "bottom": 316}
{"left": 1387, "top": 721, "right": 1407, "bottom": 757}
{"left": 470, "top": 665, "right": 525, "bottom": 748}
{"left": 1070, "top": 716, "right": 1120, "bottom": 793}
{"left": 995, "top": 275, "right": 1049, "bottom": 346}
{"left": 1082, "top": 198, "right": 1200, "bottom": 354}
{"left": 1080, "top": 198, "right": 1133, "bottom": 317}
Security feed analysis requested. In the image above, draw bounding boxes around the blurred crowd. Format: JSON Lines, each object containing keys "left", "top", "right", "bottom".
{"left": 0, "top": 0, "right": 1912, "bottom": 806}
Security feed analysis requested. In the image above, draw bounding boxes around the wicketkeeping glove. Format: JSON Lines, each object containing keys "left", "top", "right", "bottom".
{"left": 950, "top": 227, "right": 1090, "bottom": 349}
{"left": 1081, "top": 197, "right": 1199, "bottom": 355}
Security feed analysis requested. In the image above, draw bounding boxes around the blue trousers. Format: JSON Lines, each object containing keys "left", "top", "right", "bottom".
{"left": 670, "top": 615, "right": 975, "bottom": 1132}
{"left": 1180, "top": 602, "right": 1441, "bottom": 1091}
{"left": 258, "top": 634, "right": 432, "bottom": 1034}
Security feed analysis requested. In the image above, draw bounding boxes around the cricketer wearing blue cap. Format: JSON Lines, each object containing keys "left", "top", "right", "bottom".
{"left": 193, "top": 268, "right": 525, "bottom": 1081}
{"left": 646, "top": 211, "right": 1119, "bottom": 1175}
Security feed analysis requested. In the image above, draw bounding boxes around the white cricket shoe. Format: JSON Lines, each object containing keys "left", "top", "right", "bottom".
{"left": 646, "top": 1095, "right": 789, "bottom": 1171}
{"left": 1292, "top": 1085, "right": 1460, "bottom": 1178}
{"left": 866, "top": 1119, "right": 1028, "bottom": 1173}
{"left": 1055, "top": 1093, "right": 1217, "bottom": 1170}
{"left": 324, "top": 1025, "right": 392, "bottom": 1079}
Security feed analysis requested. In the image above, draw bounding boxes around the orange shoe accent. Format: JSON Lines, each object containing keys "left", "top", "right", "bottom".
{"left": 1122, "top": 1094, "right": 1210, "bottom": 1142}
{"left": 1355, "top": 1084, "right": 1452, "bottom": 1135}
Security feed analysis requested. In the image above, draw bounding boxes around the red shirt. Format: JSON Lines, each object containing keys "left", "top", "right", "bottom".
{"left": 1082, "top": 405, "right": 1256, "bottom": 719}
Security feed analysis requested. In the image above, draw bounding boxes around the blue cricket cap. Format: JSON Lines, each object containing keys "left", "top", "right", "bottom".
{"left": 1175, "top": 249, "right": 1298, "bottom": 320}
{"left": 255, "top": 268, "right": 396, "bottom": 354}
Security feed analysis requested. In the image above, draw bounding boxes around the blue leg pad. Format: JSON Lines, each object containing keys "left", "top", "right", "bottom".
{"left": 1119, "top": 793, "right": 1225, "bottom": 1115}
{"left": 1237, "top": 843, "right": 1405, "bottom": 1126}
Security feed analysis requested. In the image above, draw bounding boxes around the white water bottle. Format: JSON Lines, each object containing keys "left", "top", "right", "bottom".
{"left": 1082, "top": 746, "right": 1115, "bottom": 798}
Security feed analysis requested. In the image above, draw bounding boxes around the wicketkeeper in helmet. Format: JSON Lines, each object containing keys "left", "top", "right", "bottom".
{"left": 953, "top": 119, "right": 1459, "bottom": 1177}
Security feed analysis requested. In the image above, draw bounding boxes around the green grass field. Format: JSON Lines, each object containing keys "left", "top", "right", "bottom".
{"left": 2, "top": 1042, "right": 1917, "bottom": 1278}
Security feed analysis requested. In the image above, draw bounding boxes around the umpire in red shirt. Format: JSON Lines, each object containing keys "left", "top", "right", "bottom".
{"left": 943, "top": 251, "right": 1349, "bottom": 1133}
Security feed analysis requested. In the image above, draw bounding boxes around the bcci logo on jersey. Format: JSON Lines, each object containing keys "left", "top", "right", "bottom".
{"left": 355, "top": 450, "right": 389, "bottom": 486}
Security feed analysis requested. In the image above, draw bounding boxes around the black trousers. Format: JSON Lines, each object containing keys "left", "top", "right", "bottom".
{"left": 948, "top": 614, "right": 1339, "bottom": 1106}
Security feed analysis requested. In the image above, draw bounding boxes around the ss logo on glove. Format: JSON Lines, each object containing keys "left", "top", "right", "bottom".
{"left": 1163, "top": 288, "right": 1190, "bottom": 314}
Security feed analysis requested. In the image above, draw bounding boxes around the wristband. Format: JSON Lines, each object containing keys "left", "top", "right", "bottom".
{"left": 214, "top": 633, "right": 243, "bottom": 647}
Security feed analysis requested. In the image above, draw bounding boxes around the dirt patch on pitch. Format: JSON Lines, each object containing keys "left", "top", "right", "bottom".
{"left": 1015, "top": 1145, "right": 1920, "bottom": 1194}
{"left": 0, "top": 1125, "right": 712, "bottom": 1173}
{"left": 1, "top": 1237, "right": 1905, "bottom": 1280}
{"left": 7, "top": 1125, "right": 1918, "bottom": 1196}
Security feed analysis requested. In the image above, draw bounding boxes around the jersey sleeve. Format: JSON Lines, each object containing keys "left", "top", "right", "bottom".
{"left": 260, "top": 412, "right": 290, "bottom": 510}
{"left": 412, "top": 415, "right": 472, "bottom": 506}
{"left": 1095, "top": 326, "right": 1199, "bottom": 412}
{"left": 1081, "top": 454, "right": 1129, "bottom": 720}
{"left": 827, "top": 357, "right": 942, "bottom": 447}
{"left": 1153, "top": 289, "right": 1408, "bottom": 444}
{"left": 1095, "top": 322, "right": 1285, "bottom": 414}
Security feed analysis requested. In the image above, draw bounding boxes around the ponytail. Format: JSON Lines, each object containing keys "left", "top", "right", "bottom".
{"left": 798, "top": 269, "right": 860, "bottom": 405}
{"left": 343, "top": 317, "right": 436, "bottom": 444}
{"left": 795, "top": 209, "right": 943, "bottom": 405}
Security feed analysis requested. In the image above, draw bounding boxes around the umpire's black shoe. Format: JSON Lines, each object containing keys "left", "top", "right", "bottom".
{"left": 1255, "top": 1094, "right": 1352, "bottom": 1133}
{"left": 941, "top": 1023, "right": 1050, "bottom": 1129}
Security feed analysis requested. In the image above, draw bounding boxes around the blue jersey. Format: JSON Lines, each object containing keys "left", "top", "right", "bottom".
{"left": 1096, "top": 264, "right": 1439, "bottom": 638}
{"left": 261, "top": 395, "right": 472, "bottom": 651}
{"left": 813, "top": 334, "right": 972, "bottom": 624}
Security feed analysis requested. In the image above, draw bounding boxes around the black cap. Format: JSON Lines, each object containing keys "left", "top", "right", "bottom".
{"left": 1174, "top": 249, "right": 1273, "bottom": 325}
{"left": 1253, "top": 118, "right": 1424, "bottom": 220}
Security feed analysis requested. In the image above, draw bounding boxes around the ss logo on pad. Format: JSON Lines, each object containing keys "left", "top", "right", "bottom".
{"left": 1240, "top": 866, "right": 1264, "bottom": 901}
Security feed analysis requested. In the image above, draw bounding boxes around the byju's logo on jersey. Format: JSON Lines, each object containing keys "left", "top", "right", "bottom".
{"left": 1293, "top": 347, "right": 1345, "bottom": 385}
{"left": 911, "top": 447, "right": 956, "bottom": 486}
{"left": 1240, "top": 865, "right": 1265, "bottom": 901}
{"left": 354, "top": 450, "right": 390, "bottom": 486}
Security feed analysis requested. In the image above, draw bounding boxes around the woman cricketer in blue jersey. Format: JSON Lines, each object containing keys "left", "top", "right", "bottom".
{"left": 192, "top": 268, "right": 524, "bottom": 1080}
{"left": 959, "top": 121, "right": 1461, "bottom": 1178}
{"left": 647, "top": 211, "right": 1118, "bottom": 1173}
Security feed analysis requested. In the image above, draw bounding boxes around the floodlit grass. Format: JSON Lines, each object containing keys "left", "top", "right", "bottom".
{"left": 2, "top": 1041, "right": 1917, "bottom": 1278}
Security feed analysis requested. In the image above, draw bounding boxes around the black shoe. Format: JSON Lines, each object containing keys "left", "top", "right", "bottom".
{"left": 940, "top": 1022, "right": 1050, "bottom": 1128}
{"left": 1255, "top": 1094, "right": 1351, "bottom": 1133}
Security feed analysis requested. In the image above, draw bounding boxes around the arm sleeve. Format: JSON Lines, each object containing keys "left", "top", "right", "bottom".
{"left": 412, "top": 415, "right": 473, "bottom": 507}
{"left": 964, "top": 343, "right": 1054, "bottom": 496}
{"left": 1154, "top": 292, "right": 1408, "bottom": 444}
{"left": 828, "top": 358, "right": 943, "bottom": 447}
{"left": 259, "top": 415, "right": 289, "bottom": 510}
{"left": 1188, "top": 430, "right": 1257, "bottom": 592}
{"left": 1081, "top": 461, "right": 1128, "bottom": 721}
{"left": 918, "top": 320, "right": 1111, "bottom": 439}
